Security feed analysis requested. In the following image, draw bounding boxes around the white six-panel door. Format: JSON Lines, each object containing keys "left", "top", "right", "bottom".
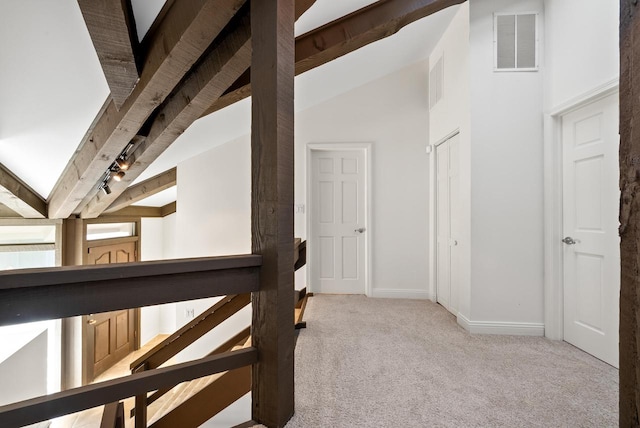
{"left": 310, "top": 149, "right": 366, "bottom": 294}
{"left": 562, "top": 92, "right": 620, "bottom": 367}
{"left": 436, "top": 134, "right": 460, "bottom": 315}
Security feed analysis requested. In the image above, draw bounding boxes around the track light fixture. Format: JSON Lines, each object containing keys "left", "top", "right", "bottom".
{"left": 96, "top": 141, "right": 136, "bottom": 195}
{"left": 115, "top": 158, "right": 130, "bottom": 171}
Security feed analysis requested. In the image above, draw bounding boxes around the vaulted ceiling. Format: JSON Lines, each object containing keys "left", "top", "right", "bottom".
{"left": 0, "top": 0, "right": 461, "bottom": 219}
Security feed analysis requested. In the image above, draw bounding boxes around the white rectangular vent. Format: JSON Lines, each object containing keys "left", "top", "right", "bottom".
{"left": 429, "top": 55, "right": 444, "bottom": 109}
{"left": 494, "top": 13, "right": 538, "bottom": 71}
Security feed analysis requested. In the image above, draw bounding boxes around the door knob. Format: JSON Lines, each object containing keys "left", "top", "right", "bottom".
{"left": 355, "top": 228, "right": 366, "bottom": 233}
{"left": 562, "top": 236, "right": 577, "bottom": 245}
{"left": 87, "top": 319, "right": 97, "bottom": 325}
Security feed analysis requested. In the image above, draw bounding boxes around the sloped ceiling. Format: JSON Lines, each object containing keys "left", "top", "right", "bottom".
{"left": 0, "top": 0, "right": 458, "bottom": 208}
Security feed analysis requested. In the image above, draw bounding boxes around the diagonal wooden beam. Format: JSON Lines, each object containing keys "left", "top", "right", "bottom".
{"left": 47, "top": 0, "right": 247, "bottom": 219}
{"left": 295, "top": 0, "right": 316, "bottom": 19}
{"left": 80, "top": 6, "right": 252, "bottom": 218}
{"left": 104, "top": 167, "right": 176, "bottom": 213}
{"left": 200, "top": 0, "right": 465, "bottom": 118}
{"left": 78, "top": 0, "right": 140, "bottom": 109}
{"left": 0, "top": 163, "right": 46, "bottom": 218}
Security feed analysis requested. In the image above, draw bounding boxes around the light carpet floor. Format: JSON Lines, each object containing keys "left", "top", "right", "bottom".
{"left": 283, "top": 295, "right": 618, "bottom": 427}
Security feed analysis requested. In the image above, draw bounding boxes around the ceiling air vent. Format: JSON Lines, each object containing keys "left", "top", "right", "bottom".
{"left": 429, "top": 55, "right": 444, "bottom": 109}
{"left": 494, "top": 13, "right": 538, "bottom": 71}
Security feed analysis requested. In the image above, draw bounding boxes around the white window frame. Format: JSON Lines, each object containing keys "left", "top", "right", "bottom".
{"left": 493, "top": 12, "right": 539, "bottom": 72}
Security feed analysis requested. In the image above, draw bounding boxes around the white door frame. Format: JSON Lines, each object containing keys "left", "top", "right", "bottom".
{"left": 543, "top": 78, "right": 619, "bottom": 340}
{"left": 428, "top": 129, "right": 460, "bottom": 303}
{"left": 306, "top": 143, "right": 373, "bottom": 296}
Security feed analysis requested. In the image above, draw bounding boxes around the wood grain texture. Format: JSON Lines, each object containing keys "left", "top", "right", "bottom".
{"left": 149, "top": 365, "right": 251, "bottom": 428}
{"left": 78, "top": 0, "right": 139, "bottom": 109}
{"left": 0, "top": 162, "right": 46, "bottom": 218}
{"left": 105, "top": 167, "right": 176, "bottom": 213}
{"left": 100, "top": 205, "right": 163, "bottom": 218}
{"left": 619, "top": 0, "right": 640, "bottom": 424}
{"left": 0, "top": 348, "right": 257, "bottom": 428}
{"left": 47, "top": 0, "right": 247, "bottom": 219}
{"left": 250, "top": 0, "right": 296, "bottom": 426}
{"left": 0, "top": 255, "right": 261, "bottom": 326}
{"left": 81, "top": 5, "right": 252, "bottom": 218}
{"left": 200, "top": 0, "right": 464, "bottom": 118}
{"left": 130, "top": 294, "right": 251, "bottom": 370}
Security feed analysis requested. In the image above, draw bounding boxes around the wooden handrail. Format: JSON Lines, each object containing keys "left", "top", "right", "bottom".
{"left": 100, "top": 402, "right": 124, "bottom": 428}
{"left": 294, "top": 240, "right": 306, "bottom": 271}
{"left": 0, "top": 254, "right": 261, "bottom": 326}
{"left": 130, "top": 294, "right": 251, "bottom": 371}
{"left": 0, "top": 348, "right": 257, "bottom": 427}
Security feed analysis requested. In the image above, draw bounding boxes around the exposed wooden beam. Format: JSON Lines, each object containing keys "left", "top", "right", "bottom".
{"left": 105, "top": 168, "right": 176, "bottom": 213}
{"left": 160, "top": 201, "right": 177, "bottom": 217}
{"left": 78, "top": 0, "right": 140, "bottom": 109}
{"left": 250, "top": 0, "right": 295, "bottom": 425}
{"left": 619, "top": 0, "right": 639, "bottom": 424}
{"left": 295, "top": 0, "right": 316, "bottom": 19}
{"left": 80, "top": 6, "right": 252, "bottom": 218}
{"left": 201, "top": 0, "right": 464, "bottom": 118}
{"left": 0, "top": 163, "right": 46, "bottom": 218}
{"left": 47, "top": 0, "right": 247, "bottom": 219}
{"left": 100, "top": 201, "right": 176, "bottom": 218}
{"left": 0, "top": 204, "right": 20, "bottom": 218}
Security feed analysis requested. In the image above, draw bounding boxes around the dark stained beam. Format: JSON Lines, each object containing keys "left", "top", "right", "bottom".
{"left": 105, "top": 167, "right": 176, "bottom": 213}
{"left": 295, "top": 0, "right": 316, "bottom": 19}
{"left": 0, "top": 254, "right": 261, "bottom": 326}
{"left": 47, "top": 0, "right": 247, "bottom": 219}
{"left": 250, "top": 0, "right": 295, "bottom": 426}
{"left": 80, "top": 6, "right": 252, "bottom": 218}
{"left": 0, "top": 163, "right": 46, "bottom": 218}
{"left": 619, "top": 0, "right": 640, "bottom": 424}
{"left": 200, "top": 0, "right": 464, "bottom": 118}
{"left": 78, "top": 0, "right": 140, "bottom": 109}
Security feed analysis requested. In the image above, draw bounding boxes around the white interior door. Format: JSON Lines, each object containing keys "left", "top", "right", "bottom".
{"left": 562, "top": 92, "right": 620, "bottom": 367}
{"left": 436, "top": 134, "right": 460, "bottom": 314}
{"left": 310, "top": 149, "right": 366, "bottom": 294}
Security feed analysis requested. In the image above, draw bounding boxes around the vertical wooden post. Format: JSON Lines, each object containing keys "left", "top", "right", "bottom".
{"left": 619, "top": 0, "right": 640, "bottom": 425}
{"left": 250, "top": 0, "right": 296, "bottom": 427}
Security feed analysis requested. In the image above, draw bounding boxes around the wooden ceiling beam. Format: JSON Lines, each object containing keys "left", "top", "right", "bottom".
{"left": 81, "top": 6, "right": 252, "bottom": 218}
{"left": 0, "top": 163, "right": 46, "bottom": 219}
{"left": 78, "top": 0, "right": 140, "bottom": 109}
{"left": 47, "top": 0, "right": 247, "bottom": 219}
{"left": 200, "top": 0, "right": 464, "bottom": 118}
{"left": 104, "top": 167, "right": 176, "bottom": 213}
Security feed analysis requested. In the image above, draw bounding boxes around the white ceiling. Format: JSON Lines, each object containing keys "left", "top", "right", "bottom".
{"left": 0, "top": 0, "right": 458, "bottom": 207}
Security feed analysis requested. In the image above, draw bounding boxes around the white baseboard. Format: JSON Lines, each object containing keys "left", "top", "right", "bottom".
{"left": 370, "top": 289, "right": 431, "bottom": 300}
{"left": 457, "top": 314, "right": 544, "bottom": 336}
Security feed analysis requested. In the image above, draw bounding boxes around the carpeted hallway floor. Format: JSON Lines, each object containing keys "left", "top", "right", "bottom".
{"left": 284, "top": 295, "right": 618, "bottom": 427}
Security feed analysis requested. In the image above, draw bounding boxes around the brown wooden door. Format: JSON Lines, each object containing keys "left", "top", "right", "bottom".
{"left": 84, "top": 240, "right": 137, "bottom": 382}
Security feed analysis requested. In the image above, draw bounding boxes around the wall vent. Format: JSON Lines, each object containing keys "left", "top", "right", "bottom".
{"left": 494, "top": 13, "right": 538, "bottom": 71}
{"left": 429, "top": 55, "right": 444, "bottom": 109}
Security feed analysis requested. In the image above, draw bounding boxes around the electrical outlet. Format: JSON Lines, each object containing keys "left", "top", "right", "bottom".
{"left": 295, "top": 204, "right": 305, "bottom": 214}
{"left": 185, "top": 308, "right": 195, "bottom": 319}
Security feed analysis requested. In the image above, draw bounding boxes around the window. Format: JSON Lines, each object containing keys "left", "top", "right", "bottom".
{"left": 429, "top": 55, "right": 444, "bottom": 109}
{"left": 494, "top": 13, "right": 538, "bottom": 71}
{"left": 86, "top": 222, "right": 136, "bottom": 241}
{"left": 0, "top": 223, "right": 57, "bottom": 270}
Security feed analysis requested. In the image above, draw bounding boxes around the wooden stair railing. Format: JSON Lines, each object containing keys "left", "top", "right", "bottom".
{"left": 100, "top": 402, "right": 125, "bottom": 428}
{"left": 0, "top": 255, "right": 260, "bottom": 428}
{"left": 130, "top": 294, "right": 251, "bottom": 372}
{"left": 131, "top": 239, "right": 308, "bottom": 426}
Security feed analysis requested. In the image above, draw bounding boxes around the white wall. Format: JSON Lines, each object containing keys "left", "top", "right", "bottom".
{"left": 544, "top": 0, "right": 619, "bottom": 110}
{"left": 0, "top": 330, "right": 47, "bottom": 406}
{"left": 296, "top": 61, "right": 432, "bottom": 298}
{"left": 428, "top": 3, "right": 472, "bottom": 316}
{"left": 467, "top": 0, "right": 545, "bottom": 326}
